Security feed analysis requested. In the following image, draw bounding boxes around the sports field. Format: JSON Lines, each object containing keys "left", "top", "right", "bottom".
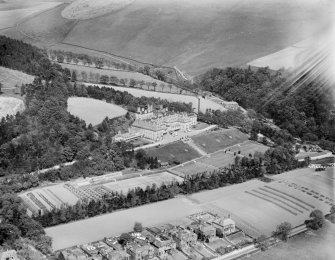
{"left": 146, "top": 141, "right": 201, "bottom": 164}
{"left": 191, "top": 128, "right": 249, "bottom": 153}
{"left": 67, "top": 97, "right": 127, "bottom": 125}
{"left": 103, "top": 171, "right": 184, "bottom": 193}
{"left": 46, "top": 167, "right": 334, "bottom": 250}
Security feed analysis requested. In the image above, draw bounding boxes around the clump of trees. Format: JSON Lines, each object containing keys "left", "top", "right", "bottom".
{"left": 305, "top": 209, "right": 325, "bottom": 230}
{"left": 272, "top": 222, "right": 292, "bottom": 242}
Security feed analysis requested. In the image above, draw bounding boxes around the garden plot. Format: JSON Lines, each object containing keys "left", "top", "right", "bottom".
{"left": 103, "top": 171, "right": 183, "bottom": 193}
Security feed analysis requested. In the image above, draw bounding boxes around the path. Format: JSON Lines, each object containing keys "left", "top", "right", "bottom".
{"left": 187, "top": 139, "right": 207, "bottom": 156}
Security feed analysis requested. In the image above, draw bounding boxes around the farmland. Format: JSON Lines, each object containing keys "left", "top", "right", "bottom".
{"left": 45, "top": 167, "right": 335, "bottom": 250}
{"left": 0, "top": 96, "right": 25, "bottom": 119}
{"left": 67, "top": 97, "right": 127, "bottom": 125}
{"left": 191, "top": 128, "right": 249, "bottom": 153}
{"left": 146, "top": 141, "right": 201, "bottom": 164}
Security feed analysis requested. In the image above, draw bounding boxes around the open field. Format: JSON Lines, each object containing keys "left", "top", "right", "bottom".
{"left": 191, "top": 128, "right": 249, "bottom": 153}
{"left": 245, "top": 222, "right": 335, "bottom": 260}
{"left": 62, "top": 0, "right": 135, "bottom": 20}
{"left": 46, "top": 197, "right": 202, "bottom": 250}
{"left": 0, "top": 96, "right": 25, "bottom": 119}
{"left": 0, "top": 1, "right": 62, "bottom": 29}
{"left": 45, "top": 167, "right": 334, "bottom": 250}
{"left": 102, "top": 171, "right": 184, "bottom": 193}
{"left": 228, "top": 141, "right": 269, "bottom": 156}
{"left": 0, "top": 66, "right": 34, "bottom": 94}
{"left": 67, "top": 97, "right": 127, "bottom": 125}
{"left": 83, "top": 83, "right": 229, "bottom": 113}
{"left": 146, "top": 141, "right": 201, "bottom": 164}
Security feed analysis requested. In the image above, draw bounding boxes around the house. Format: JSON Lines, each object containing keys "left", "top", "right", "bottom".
{"left": 212, "top": 217, "right": 236, "bottom": 235}
{"left": 198, "top": 223, "right": 216, "bottom": 241}
{"left": 126, "top": 242, "right": 154, "bottom": 260}
{"left": 170, "top": 227, "right": 197, "bottom": 251}
{"left": 103, "top": 250, "right": 130, "bottom": 260}
{"left": 152, "top": 234, "right": 176, "bottom": 259}
{"left": 60, "top": 248, "right": 90, "bottom": 260}
{"left": 0, "top": 250, "right": 18, "bottom": 260}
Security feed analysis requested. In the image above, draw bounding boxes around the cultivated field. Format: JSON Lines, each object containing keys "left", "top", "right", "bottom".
{"left": 191, "top": 128, "right": 249, "bottom": 153}
{"left": 0, "top": 66, "right": 34, "bottom": 94}
{"left": 146, "top": 141, "right": 201, "bottom": 164}
{"left": 67, "top": 97, "right": 127, "bottom": 125}
{"left": 83, "top": 83, "right": 228, "bottom": 113}
{"left": 46, "top": 167, "right": 334, "bottom": 250}
{"left": 20, "top": 184, "right": 79, "bottom": 215}
{"left": 62, "top": 0, "right": 135, "bottom": 20}
{"left": 102, "top": 171, "right": 184, "bottom": 193}
{"left": 0, "top": 96, "right": 25, "bottom": 119}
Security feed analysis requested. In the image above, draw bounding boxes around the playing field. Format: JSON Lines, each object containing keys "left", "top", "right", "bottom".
{"left": 146, "top": 141, "right": 201, "bottom": 164}
{"left": 191, "top": 128, "right": 249, "bottom": 153}
{"left": 103, "top": 171, "right": 184, "bottom": 193}
{"left": 67, "top": 97, "right": 127, "bottom": 125}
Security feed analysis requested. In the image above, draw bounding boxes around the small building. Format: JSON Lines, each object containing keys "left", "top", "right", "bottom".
{"left": 198, "top": 223, "right": 216, "bottom": 241}
{"left": 0, "top": 250, "right": 19, "bottom": 260}
{"left": 60, "top": 247, "right": 90, "bottom": 260}
{"left": 103, "top": 250, "right": 130, "bottom": 260}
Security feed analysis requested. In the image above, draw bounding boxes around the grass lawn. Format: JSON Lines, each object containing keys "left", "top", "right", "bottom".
{"left": 0, "top": 66, "right": 34, "bottom": 96}
{"left": 192, "top": 128, "right": 249, "bottom": 154}
{"left": 245, "top": 222, "right": 335, "bottom": 260}
{"left": 67, "top": 97, "right": 127, "bottom": 125}
{"left": 146, "top": 141, "right": 201, "bottom": 164}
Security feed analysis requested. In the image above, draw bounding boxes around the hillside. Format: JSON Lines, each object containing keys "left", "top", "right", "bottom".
{"left": 1, "top": 0, "right": 325, "bottom": 75}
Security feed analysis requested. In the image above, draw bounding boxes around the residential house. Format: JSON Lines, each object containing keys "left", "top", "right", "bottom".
{"left": 126, "top": 242, "right": 154, "bottom": 260}
{"left": 170, "top": 227, "right": 197, "bottom": 251}
{"left": 212, "top": 217, "right": 236, "bottom": 235}
{"left": 152, "top": 234, "right": 176, "bottom": 259}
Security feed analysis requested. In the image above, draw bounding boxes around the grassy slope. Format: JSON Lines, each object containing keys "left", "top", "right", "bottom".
{"left": 1, "top": 0, "right": 323, "bottom": 75}
{"left": 61, "top": 0, "right": 321, "bottom": 75}
{"left": 146, "top": 141, "right": 201, "bottom": 163}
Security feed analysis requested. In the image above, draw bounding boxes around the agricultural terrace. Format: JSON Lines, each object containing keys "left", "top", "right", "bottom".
{"left": 0, "top": 96, "right": 25, "bottom": 119}
{"left": 67, "top": 97, "right": 127, "bottom": 125}
{"left": 82, "top": 83, "right": 229, "bottom": 113}
{"left": 0, "top": 66, "right": 34, "bottom": 95}
{"left": 60, "top": 63, "right": 171, "bottom": 88}
{"left": 102, "top": 171, "right": 184, "bottom": 194}
{"left": 191, "top": 128, "right": 249, "bottom": 153}
{"left": 173, "top": 141, "right": 268, "bottom": 177}
{"left": 46, "top": 168, "right": 334, "bottom": 250}
{"left": 0, "top": 1, "right": 61, "bottom": 29}
{"left": 146, "top": 141, "right": 201, "bottom": 164}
